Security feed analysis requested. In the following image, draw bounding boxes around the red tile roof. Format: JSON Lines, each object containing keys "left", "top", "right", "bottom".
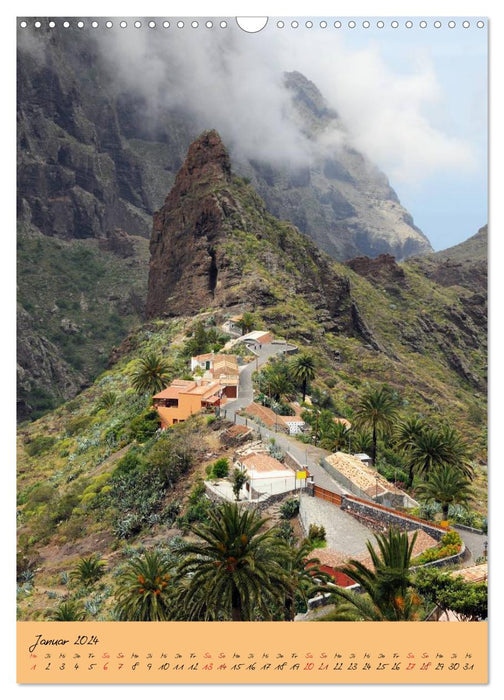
{"left": 240, "top": 452, "right": 293, "bottom": 474}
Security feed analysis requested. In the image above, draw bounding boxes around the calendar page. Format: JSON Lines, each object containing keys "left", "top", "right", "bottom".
{"left": 16, "top": 15, "right": 488, "bottom": 685}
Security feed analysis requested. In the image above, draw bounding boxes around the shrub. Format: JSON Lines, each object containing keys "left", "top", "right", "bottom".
{"left": 66, "top": 415, "right": 93, "bottom": 436}
{"left": 209, "top": 458, "right": 229, "bottom": 479}
{"left": 413, "top": 544, "right": 460, "bottom": 565}
{"left": 440, "top": 530, "right": 463, "bottom": 547}
{"left": 308, "top": 524, "right": 326, "bottom": 543}
{"left": 127, "top": 409, "right": 159, "bottom": 443}
{"left": 280, "top": 498, "right": 300, "bottom": 519}
{"left": 115, "top": 447, "right": 143, "bottom": 476}
{"left": 24, "top": 435, "right": 56, "bottom": 457}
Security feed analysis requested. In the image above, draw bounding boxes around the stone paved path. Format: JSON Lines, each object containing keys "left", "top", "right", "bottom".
{"left": 299, "top": 492, "right": 374, "bottom": 555}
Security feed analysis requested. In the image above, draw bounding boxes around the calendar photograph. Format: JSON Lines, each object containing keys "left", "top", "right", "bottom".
{"left": 16, "top": 15, "right": 488, "bottom": 684}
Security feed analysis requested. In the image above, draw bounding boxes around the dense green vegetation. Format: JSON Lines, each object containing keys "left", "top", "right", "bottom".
{"left": 17, "top": 231, "right": 150, "bottom": 419}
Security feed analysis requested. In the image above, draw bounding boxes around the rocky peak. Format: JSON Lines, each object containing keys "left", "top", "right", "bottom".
{"left": 165, "top": 129, "right": 231, "bottom": 203}
{"left": 146, "top": 130, "right": 238, "bottom": 319}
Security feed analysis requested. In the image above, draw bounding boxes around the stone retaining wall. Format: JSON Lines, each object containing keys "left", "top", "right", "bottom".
{"left": 341, "top": 495, "right": 445, "bottom": 541}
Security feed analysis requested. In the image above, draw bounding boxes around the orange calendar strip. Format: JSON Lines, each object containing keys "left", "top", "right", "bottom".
{"left": 17, "top": 621, "right": 487, "bottom": 684}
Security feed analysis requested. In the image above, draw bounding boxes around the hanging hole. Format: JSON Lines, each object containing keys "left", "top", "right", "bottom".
{"left": 91, "top": 21, "right": 99, "bottom": 28}
{"left": 277, "top": 21, "right": 284, "bottom": 29}
{"left": 291, "top": 21, "right": 298, "bottom": 28}
{"left": 205, "top": 21, "right": 213, "bottom": 28}
{"left": 220, "top": 20, "right": 228, "bottom": 28}
{"left": 363, "top": 21, "right": 370, "bottom": 28}
{"left": 149, "top": 21, "right": 156, "bottom": 28}
{"left": 334, "top": 21, "right": 342, "bottom": 28}
{"left": 235, "top": 17, "right": 267, "bottom": 32}
{"left": 163, "top": 21, "right": 170, "bottom": 28}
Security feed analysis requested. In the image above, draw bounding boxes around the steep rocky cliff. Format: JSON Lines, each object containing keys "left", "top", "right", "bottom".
{"left": 17, "top": 29, "right": 429, "bottom": 260}
{"left": 146, "top": 130, "right": 354, "bottom": 331}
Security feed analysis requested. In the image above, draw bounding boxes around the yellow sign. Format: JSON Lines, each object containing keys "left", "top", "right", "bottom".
{"left": 296, "top": 470, "right": 307, "bottom": 480}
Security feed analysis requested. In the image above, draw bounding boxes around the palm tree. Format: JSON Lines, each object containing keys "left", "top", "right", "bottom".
{"left": 405, "top": 425, "right": 474, "bottom": 488}
{"left": 290, "top": 353, "right": 316, "bottom": 402}
{"left": 415, "top": 464, "right": 475, "bottom": 521}
{"left": 393, "top": 415, "right": 427, "bottom": 487}
{"left": 131, "top": 352, "right": 171, "bottom": 395}
{"left": 267, "top": 371, "right": 294, "bottom": 403}
{"left": 325, "top": 528, "right": 422, "bottom": 621}
{"left": 50, "top": 601, "right": 86, "bottom": 621}
{"left": 353, "top": 386, "right": 399, "bottom": 465}
{"left": 176, "top": 502, "right": 291, "bottom": 621}
{"left": 323, "top": 420, "right": 351, "bottom": 453}
{"left": 70, "top": 554, "right": 106, "bottom": 586}
{"left": 114, "top": 551, "right": 173, "bottom": 621}
{"left": 283, "top": 541, "right": 331, "bottom": 620}
{"left": 238, "top": 312, "right": 255, "bottom": 334}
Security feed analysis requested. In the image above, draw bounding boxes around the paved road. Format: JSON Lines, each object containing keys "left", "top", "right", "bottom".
{"left": 223, "top": 341, "right": 297, "bottom": 417}
{"left": 454, "top": 527, "right": 488, "bottom": 564}
{"left": 222, "top": 342, "right": 346, "bottom": 493}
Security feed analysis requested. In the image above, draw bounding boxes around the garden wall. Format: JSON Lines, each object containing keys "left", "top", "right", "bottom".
{"left": 340, "top": 495, "right": 446, "bottom": 540}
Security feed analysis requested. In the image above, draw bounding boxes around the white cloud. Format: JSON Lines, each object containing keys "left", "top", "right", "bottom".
{"left": 97, "top": 24, "right": 476, "bottom": 182}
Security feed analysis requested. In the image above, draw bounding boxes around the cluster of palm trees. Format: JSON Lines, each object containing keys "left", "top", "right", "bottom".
{"left": 257, "top": 352, "right": 316, "bottom": 405}
{"left": 343, "top": 385, "right": 477, "bottom": 522}
{"left": 113, "top": 502, "right": 329, "bottom": 622}
{"left": 111, "top": 504, "right": 485, "bottom": 623}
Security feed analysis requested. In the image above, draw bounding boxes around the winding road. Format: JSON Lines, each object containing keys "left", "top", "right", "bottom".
{"left": 221, "top": 342, "right": 346, "bottom": 492}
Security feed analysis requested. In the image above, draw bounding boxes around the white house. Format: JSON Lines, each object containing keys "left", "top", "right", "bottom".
{"left": 236, "top": 452, "right": 297, "bottom": 499}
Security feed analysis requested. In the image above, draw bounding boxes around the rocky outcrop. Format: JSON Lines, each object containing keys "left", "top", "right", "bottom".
{"left": 146, "top": 131, "right": 359, "bottom": 331}
{"left": 146, "top": 130, "right": 239, "bottom": 318}
{"left": 345, "top": 253, "right": 407, "bottom": 290}
{"left": 17, "top": 306, "right": 86, "bottom": 421}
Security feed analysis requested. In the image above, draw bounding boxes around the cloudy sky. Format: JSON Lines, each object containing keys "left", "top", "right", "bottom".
{"left": 98, "top": 16, "right": 487, "bottom": 251}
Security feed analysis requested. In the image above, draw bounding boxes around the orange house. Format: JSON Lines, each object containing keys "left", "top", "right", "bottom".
{"left": 153, "top": 379, "right": 224, "bottom": 428}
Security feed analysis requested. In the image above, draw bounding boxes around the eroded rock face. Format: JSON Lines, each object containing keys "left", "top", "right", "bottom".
{"left": 146, "top": 130, "right": 239, "bottom": 318}
{"left": 345, "top": 253, "right": 406, "bottom": 287}
{"left": 17, "top": 306, "right": 86, "bottom": 421}
{"left": 145, "top": 130, "right": 358, "bottom": 325}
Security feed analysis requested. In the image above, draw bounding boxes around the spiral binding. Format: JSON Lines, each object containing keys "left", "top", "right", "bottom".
{"left": 18, "top": 18, "right": 487, "bottom": 31}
